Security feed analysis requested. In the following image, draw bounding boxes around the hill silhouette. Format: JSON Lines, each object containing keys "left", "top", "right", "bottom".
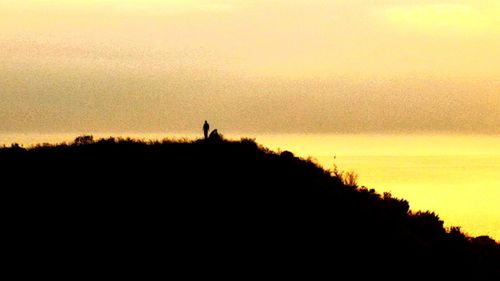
{"left": 2, "top": 136, "right": 499, "bottom": 278}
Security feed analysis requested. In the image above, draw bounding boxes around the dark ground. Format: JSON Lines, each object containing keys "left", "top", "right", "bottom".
{"left": 2, "top": 136, "right": 499, "bottom": 279}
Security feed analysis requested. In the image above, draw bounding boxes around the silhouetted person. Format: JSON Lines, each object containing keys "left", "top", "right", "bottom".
{"left": 209, "top": 129, "right": 219, "bottom": 140}
{"left": 203, "top": 121, "right": 210, "bottom": 139}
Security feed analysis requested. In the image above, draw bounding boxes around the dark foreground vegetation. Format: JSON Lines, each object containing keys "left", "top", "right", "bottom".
{"left": 2, "top": 136, "right": 499, "bottom": 278}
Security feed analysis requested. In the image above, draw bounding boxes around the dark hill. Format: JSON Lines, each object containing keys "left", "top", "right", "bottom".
{"left": 2, "top": 136, "right": 499, "bottom": 279}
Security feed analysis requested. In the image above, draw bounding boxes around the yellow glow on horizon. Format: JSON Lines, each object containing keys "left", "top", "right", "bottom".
{"left": 255, "top": 134, "right": 500, "bottom": 240}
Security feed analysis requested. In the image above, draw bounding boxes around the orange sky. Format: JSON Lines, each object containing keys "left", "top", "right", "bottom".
{"left": 1, "top": 0, "right": 499, "bottom": 133}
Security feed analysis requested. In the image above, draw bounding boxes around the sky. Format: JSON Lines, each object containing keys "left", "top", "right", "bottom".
{"left": 1, "top": 0, "right": 499, "bottom": 134}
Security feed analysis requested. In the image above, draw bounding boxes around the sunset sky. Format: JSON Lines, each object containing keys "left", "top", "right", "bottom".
{"left": 1, "top": 0, "right": 499, "bottom": 134}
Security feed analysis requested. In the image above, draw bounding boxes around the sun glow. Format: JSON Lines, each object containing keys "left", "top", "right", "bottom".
{"left": 383, "top": 3, "right": 498, "bottom": 35}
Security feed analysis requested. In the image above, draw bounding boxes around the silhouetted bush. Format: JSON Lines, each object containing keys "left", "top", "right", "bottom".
{"left": 331, "top": 164, "right": 359, "bottom": 187}
{"left": 74, "top": 135, "right": 94, "bottom": 145}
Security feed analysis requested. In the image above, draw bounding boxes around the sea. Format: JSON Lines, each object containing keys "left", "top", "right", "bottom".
{"left": 1, "top": 132, "right": 499, "bottom": 241}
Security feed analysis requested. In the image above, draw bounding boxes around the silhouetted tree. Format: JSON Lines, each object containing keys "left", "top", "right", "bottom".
{"left": 74, "top": 135, "right": 94, "bottom": 145}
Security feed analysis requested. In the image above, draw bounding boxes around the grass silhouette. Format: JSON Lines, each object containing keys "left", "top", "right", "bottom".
{"left": 1, "top": 135, "right": 499, "bottom": 278}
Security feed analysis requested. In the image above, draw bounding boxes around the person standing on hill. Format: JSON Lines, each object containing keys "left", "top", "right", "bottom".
{"left": 203, "top": 120, "right": 210, "bottom": 140}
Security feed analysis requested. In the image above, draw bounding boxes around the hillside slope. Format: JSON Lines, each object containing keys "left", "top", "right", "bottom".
{"left": 2, "top": 136, "right": 499, "bottom": 278}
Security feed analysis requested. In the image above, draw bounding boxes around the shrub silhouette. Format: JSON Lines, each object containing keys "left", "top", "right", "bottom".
{"left": 0, "top": 136, "right": 498, "bottom": 278}
{"left": 331, "top": 164, "right": 359, "bottom": 187}
{"left": 74, "top": 135, "right": 94, "bottom": 145}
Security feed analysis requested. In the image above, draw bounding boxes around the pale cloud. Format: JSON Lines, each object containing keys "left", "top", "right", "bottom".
{"left": 0, "top": 0, "right": 235, "bottom": 13}
{"left": 107, "top": 0, "right": 235, "bottom": 15}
